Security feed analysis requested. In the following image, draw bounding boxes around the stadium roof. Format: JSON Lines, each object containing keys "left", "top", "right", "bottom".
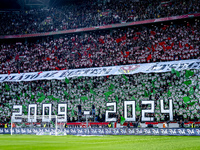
{"left": 0, "top": 0, "right": 88, "bottom": 10}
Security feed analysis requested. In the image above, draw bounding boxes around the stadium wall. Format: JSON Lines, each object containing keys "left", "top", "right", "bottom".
{"left": 1, "top": 128, "right": 200, "bottom": 136}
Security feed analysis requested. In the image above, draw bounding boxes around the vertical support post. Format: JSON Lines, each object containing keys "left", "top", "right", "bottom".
{"left": 55, "top": 116, "right": 57, "bottom": 136}
{"left": 86, "top": 115, "right": 89, "bottom": 135}
{"left": 11, "top": 116, "right": 13, "bottom": 135}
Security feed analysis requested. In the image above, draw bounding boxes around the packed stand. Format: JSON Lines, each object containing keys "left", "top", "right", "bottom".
{"left": 0, "top": 0, "right": 199, "bottom": 35}
{"left": 0, "top": 19, "right": 199, "bottom": 74}
{"left": 0, "top": 69, "right": 200, "bottom": 124}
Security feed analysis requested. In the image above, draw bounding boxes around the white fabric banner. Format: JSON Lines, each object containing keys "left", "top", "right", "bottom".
{"left": 0, "top": 59, "right": 199, "bottom": 82}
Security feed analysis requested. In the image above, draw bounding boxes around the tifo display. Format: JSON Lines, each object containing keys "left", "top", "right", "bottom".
{"left": 1, "top": 67, "right": 200, "bottom": 124}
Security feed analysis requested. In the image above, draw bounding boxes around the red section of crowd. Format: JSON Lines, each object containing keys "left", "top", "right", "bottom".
{"left": 0, "top": 19, "right": 199, "bottom": 74}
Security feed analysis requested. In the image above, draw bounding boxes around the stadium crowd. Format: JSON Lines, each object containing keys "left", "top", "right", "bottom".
{"left": 0, "top": 0, "right": 199, "bottom": 35}
{"left": 0, "top": 19, "right": 199, "bottom": 74}
{"left": 0, "top": 0, "right": 200, "bottom": 127}
{"left": 0, "top": 69, "right": 200, "bottom": 124}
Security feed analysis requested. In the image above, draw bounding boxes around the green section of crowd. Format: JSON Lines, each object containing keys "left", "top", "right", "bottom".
{"left": 0, "top": 69, "right": 200, "bottom": 122}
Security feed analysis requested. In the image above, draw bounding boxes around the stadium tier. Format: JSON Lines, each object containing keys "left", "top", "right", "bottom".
{"left": 0, "top": 0, "right": 199, "bottom": 35}
{"left": 0, "top": 68, "right": 200, "bottom": 124}
{"left": 0, "top": 19, "right": 199, "bottom": 74}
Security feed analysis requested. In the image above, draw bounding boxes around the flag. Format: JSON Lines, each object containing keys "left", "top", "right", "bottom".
{"left": 90, "top": 89, "right": 96, "bottom": 95}
{"left": 38, "top": 87, "right": 43, "bottom": 90}
{"left": 153, "top": 89, "right": 156, "bottom": 95}
{"left": 144, "top": 91, "right": 149, "bottom": 97}
{"left": 78, "top": 76, "right": 83, "bottom": 79}
{"left": 188, "top": 101, "right": 196, "bottom": 106}
{"left": 50, "top": 120, "right": 55, "bottom": 128}
{"left": 171, "top": 42, "right": 174, "bottom": 48}
{"left": 162, "top": 27, "right": 166, "bottom": 30}
{"left": 52, "top": 96, "right": 60, "bottom": 102}
{"left": 185, "top": 70, "right": 194, "bottom": 78}
{"left": 136, "top": 104, "right": 141, "bottom": 111}
{"left": 152, "top": 78, "right": 157, "bottom": 88}
{"left": 109, "top": 84, "right": 114, "bottom": 90}
{"left": 47, "top": 95, "right": 53, "bottom": 100}
{"left": 71, "top": 108, "right": 75, "bottom": 117}
{"left": 104, "top": 91, "right": 114, "bottom": 101}
{"left": 22, "top": 105, "right": 27, "bottom": 115}
{"left": 184, "top": 80, "right": 192, "bottom": 86}
{"left": 133, "top": 37, "right": 138, "bottom": 40}
{"left": 124, "top": 51, "right": 130, "bottom": 58}
{"left": 132, "top": 96, "right": 136, "bottom": 100}
{"left": 176, "top": 71, "right": 180, "bottom": 77}
{"left": 37, "top": 95, "right": 46, "bottom": 103}
{"left": 151, "top": 31, "right": 156, "bottom": 35}
{"left": 89, "top": 79, "right": 93, "bottom": 85}
{"left": 80, "top": 96, "right": 88, "bottom": 102}
{"left": 92, "top": 95, "right": 95, "bottom": 102}
{"left": 24, "top": 93, "right": 28, "bottom": 97}
{"left": 122, "top": 75, "right": 128, "bottom": 82}
{"left": 151, "top": 45, "right": 155, "bottom": 52}
{"left": 147, "top": 54, "right": 152, "bottom": 61}
{"left": 17, "top": 96, "right": 20, "bottom": 100}
{"left": 64, "top": 91, "right": 69, "bottom": 96}
{"left": 183, "top": 96, "right": 190, "bottom": 104}
{"left": 38, "top": 71, "right": 43, "bottom": 75}
{"left": 166, "top": 46, "right": 172, "bottom": 50}
{"left": 37, "top": 92, "right": 44, "bottom": 97}
{"left": 120, "top": 116, "right": 125, "bottom": 125}
{"left": 162, "top": 45, "right": 166, "bottom": 51}
{"left": 5, "top": 84, "right": 10, "bottom": 91}
{"left": 189, "top": 87, "right": 194, "bottom": 95}
{"left": 115, "top": 96, "right": 119, "bottom": 103}
{"left": 65, "top": 77, "right": 69, "bottom": 84}
{"left": 121, "top": 35, "right": 126, "bottom": 41}
{"left": 167, "top": 90, "right": 171, "bottom": 97}
{"left": 178, "top": 42, "right": 182, "bottom": 48}
{"left": 159, "top": 41, "right": 166, "bottom": 46}
{"left": 99, "top": 38, "right": 105, "bottom": 44}
{"left": 116, "top": 38, "right": 122, "bottom": 43}
{"left": 104, "top": 91, "right": 114, "bottom": 97}
{"left": 171, "top": 68, "right": 176, "bottom": 74}
{"left": 77, "top": 52, "right": 82, "bottom": 58}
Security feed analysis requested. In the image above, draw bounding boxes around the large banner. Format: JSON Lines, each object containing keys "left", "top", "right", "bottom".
{"left": 1, "top": 128, "right": 200, "bottom": 136}
{"left": 0, "top": 59, "right": 199, "bottom": 83}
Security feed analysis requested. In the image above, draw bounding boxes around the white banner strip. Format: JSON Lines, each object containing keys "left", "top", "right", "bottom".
{"left": 0, "top": 59, "right": 199, "bottom": 82}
